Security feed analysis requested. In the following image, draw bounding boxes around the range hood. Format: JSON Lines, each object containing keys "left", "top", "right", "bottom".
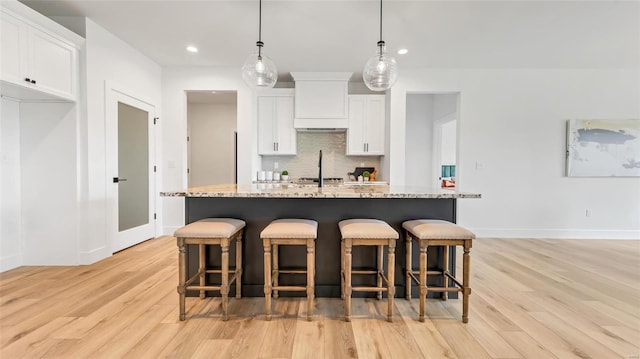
{"left": 291, "top": 72, "right": 352, "bottom": 129}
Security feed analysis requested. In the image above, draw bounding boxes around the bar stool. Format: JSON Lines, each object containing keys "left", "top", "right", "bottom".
{"left": 339, "top": 219, "right": 398, "bottom": 322}
{"left": 261, "top": 219, "right": 318, "bottom": 321}
{"left": 403, "top": 219, "right": 475, "bottom": 323}
{"left": 175, "top": 218, "right": 245, "bottom": 321}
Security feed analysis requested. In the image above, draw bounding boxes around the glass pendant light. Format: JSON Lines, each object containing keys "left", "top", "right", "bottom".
{"left": 363, "top": 0, "right": 398, "bottom": 91}
{"left": 242, "top": 0, "right": 277, "bottom": 88}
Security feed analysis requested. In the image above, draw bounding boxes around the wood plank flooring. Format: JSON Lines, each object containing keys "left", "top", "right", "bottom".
{"left": 1, "top": 237, "right": 639, "bottom": 358}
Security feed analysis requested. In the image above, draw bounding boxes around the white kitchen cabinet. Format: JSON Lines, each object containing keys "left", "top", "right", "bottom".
{"left": 291, "top": 72, "right": 351, "bottom": 129}
{"left": 257, "top": 91, "right": 296, "bottom": 155}
{"left": 0, "top": 9, "right": 78, "bottom": 101}
{"left": 347, "top": 95, "right": 385, "bottom": 156}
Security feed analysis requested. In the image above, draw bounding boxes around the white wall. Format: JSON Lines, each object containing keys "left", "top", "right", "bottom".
{"left": 0, "top": 98, "right": 21, "bottom": 271}
{"left": 389, "top": 69, "right": 640, "bottom": 239}
{"left": 161, "top": 67, "right": 257, "bottom": 235}
{"left": 79, "top": 19, "right": 162, "bottom": 263}
{"left": 187, "top": 102, "right": 237, "bottom": 187}
{"left": 405, "top": 95, "right": 434, "bottom": 186}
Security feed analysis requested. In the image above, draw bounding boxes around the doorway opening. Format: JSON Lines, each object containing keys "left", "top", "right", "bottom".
{"left": 186, "top": 91, "right": 238, "bottom": 187}
{"left": 404, "top": 93, "right": 459, "bottom": 188}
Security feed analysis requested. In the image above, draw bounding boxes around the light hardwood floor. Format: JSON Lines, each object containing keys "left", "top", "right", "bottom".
{"left": 1, "top": 236, "right": 639, "bottom": 358}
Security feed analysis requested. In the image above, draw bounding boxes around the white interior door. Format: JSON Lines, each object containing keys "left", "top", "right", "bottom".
{"left": 107, "top": 87, "right": 156, "bottom": 253}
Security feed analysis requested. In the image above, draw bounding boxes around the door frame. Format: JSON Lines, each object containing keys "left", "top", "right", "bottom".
{"left": 105, "top": 81, "right": 157, "bottom": 253}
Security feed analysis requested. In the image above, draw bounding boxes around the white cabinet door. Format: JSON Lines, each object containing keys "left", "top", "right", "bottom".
{"left": 0, "top": 9, "right": 77, "bottom": 101}
{"left": 257, "top": 95, "right": 296, "bottom": 155}
{"left": 347, "top": 95, "right": 385, "bottom": 156}
{"left": 347, "top": 96, "right": 367, "bottom": 155}
{"left": 28, "top": 26, "right": 76, "bottom": 100}
{"left": 258, "top": 97, "right": 277, "bottom": 155}
{"left": 274, "top": 96, "right": 296, "bottom": 155}
{"left": 364, "top": 96, "right": 385, "bottom": 155}
{"left": 1, "top": 12, "right": 26, "bottom": 86}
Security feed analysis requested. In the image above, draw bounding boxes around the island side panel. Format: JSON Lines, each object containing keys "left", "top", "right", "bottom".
{"left": 185, "top": 197, "right": 457, "bottom": 298}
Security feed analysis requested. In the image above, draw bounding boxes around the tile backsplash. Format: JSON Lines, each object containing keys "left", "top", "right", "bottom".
{"left": 261, "top": 132, "right": 381, "bottom": 180}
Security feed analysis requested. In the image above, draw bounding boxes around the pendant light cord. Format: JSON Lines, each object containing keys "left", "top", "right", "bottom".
{"left": 257, "top": 0, "right": 263, "bottom": 57}
{"left": 377, "top": 0, "right": 384, "bottom": 56}
{"left": 379, "top": 0, "right": 383, "bottom": 43}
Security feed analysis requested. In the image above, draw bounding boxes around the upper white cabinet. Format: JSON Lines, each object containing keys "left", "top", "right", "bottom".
{"left": 258, "top": 90, "right": 297, "bottom": 155}
{"left": 1, "top": 8, "right": 79, "bottom": 101}
{"left": 347, "top": 95, "right": 386, "bottom": 156}
{"left": 291, "top": 72, "right": 352, "bottom": 129}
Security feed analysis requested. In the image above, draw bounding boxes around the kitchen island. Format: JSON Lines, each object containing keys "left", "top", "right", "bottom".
{"left": 162, "top": 184, "right": 481, "bottom": 298}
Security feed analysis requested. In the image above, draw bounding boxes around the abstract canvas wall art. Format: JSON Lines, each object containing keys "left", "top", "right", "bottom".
{"left": 566, "top": 119, "right": 640, "bottom": 177}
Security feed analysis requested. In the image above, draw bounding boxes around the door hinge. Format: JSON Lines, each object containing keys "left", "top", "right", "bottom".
{"left": 153, "top": 117, "right": 159, "bottom": 125}
{"left": 187, "top": 168, "right": 190, "bottom": 174}
{"left": 153, "top": 165, "right": 156, "bottom": 173}
{"left": 187, "top": 136, "right": 190, "bottom": 141}
{"left": 154, "top": 213, "right": 157, "bottom": 220}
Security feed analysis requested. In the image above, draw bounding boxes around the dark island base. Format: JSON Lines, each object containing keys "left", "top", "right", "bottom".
{"left": 185, "top": 197, "right": 458, "bottom": 299}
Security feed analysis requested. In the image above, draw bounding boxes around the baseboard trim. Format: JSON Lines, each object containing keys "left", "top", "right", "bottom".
{"left": 0, "top": 254, "right": 22, "bottom": 272}
{"left": 163, "top": 226, "right": 180, "bottom": 236}
{"left": 79, "top": 246, "right": 110, "bottom": 265}
{"left": 471, "top": 228, "right": 640, "bottom": 240}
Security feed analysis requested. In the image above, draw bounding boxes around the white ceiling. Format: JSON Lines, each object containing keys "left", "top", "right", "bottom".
{"left": 19, "top": 0, "right": 640, "bottom": 82}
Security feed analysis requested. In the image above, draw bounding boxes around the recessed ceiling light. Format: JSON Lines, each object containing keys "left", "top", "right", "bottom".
{"left": 397, "top": 48, "right": 408, "bottom": 55}
{"left": 186, "top": 46, "right": 198, "bottom": 53}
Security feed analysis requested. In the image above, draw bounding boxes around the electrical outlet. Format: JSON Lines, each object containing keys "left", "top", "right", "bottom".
{"left": 274, "top": 162, "right": 279, "bottom": 169}
{"left": 360, "top": 162, "right": 365, "bottom": 167}
{"left": 585, "top": 209, "right": 591, "bottom": 217}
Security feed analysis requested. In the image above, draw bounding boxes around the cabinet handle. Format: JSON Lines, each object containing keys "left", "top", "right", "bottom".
{"left": 276, "top": 142, "right": 279, "bottom": 151}
{"left": 273, "top": 142, "right": 276, "bottom": 151}
{"left": 363, "top": 143, "right": 366, "bottom": 152}
{"left": 25, "top": 77, "right": 31, "bottom": 83}
{"left": 31, "top": 80, "right": 36, "bottom": 84}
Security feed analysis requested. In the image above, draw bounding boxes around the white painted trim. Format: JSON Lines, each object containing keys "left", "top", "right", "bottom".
{"left": 470, "top": 228, "right": 640, "bottom": 240}
{"left": 0, "top": 254, "right": 22, "bottom": 272}
{"left": 78, "top": 246, "right": 110, "bottom": 265}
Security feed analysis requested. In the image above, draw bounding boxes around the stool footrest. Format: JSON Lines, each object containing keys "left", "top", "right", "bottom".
{"left": 205, "top": 268, "right": 239, "bottom": 274}
{"left": 352, "top": 286, "right": 388, "bottom": 292}
{"left": 352, "top": 270, "right": 379, "bottom": 275}
{"left": 445, "top": 273, "right": 463, "bottom": 288}
{"left": 426, "top": 287, "right": 462, "bottom": 293}
{"left": 272, "top": 285, "right": 307, "bottom": 291}
{"left": 275, "top": 269, "right": 308, "bottom": 274}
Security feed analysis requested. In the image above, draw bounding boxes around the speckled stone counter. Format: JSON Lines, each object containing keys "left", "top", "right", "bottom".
{"left": 161, "top": 183, "right": 481, "bottom": 199}
{"left": 162, "top": 184, "right": 481, "bottom": 298}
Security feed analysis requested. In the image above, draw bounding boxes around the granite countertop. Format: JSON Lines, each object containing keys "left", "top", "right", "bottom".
{"left": 161, "top": 183, "right": 481, "bottom": 199}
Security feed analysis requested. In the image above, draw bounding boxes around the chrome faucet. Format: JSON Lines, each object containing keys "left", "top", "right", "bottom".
{"left": 318, "top": 150, "right": 323, "bottom": 188}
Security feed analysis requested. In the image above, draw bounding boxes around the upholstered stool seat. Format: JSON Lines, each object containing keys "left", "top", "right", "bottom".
{"left": 261, "top": 219, "right": 318, "bottom": 321}
{"left": 175, "top": 218, "right": 245, "bottom": 321}
{"left": 339, "top": 219, "right": 398, "bottom": 322}
{"left": 403, "top": 219, "right": 475, "bottom": 323}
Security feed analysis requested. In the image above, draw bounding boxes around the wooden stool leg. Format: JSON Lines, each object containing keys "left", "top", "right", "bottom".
{"left": 236, "top": 233, "right": 243, "bottom": 299}
{"left": 462, "top": 242, "right": 471, "bottom": 323}
{"left": 340, "top": 239, "right": 345, "bottom": 300}
{"left": 344, "top": 239, "right": 352, "bottom": 322}
{"left": 273, "top": 244, "right": 279, "bottom": 299}
{"left": 419, "top": 244, "right": 427, "bottom": 322}
{"left": 405, "top": 232, "right": 412, "bottom": 300}
{"left": 307, "top": 239, "right": 315, "bottom": 321}
{"left": 198, "top": 243, "right": 206, "bottom": 299}
{"left": 263, "top": 238, "right": 272, "bottom": 321}
{"left": 221, "top": 241, "right": 230, "bottom": 321}
{"left": 387, "top": 240, "right": 396, "bottom": 322}
{"left": 442, "top": 245, "right": 449, "bottom": 301}
{"left": 177, "top": 238, "right": 186, "bottom": 321}
{"left": 377, "top": 245, "right": 384, "bottom": 300}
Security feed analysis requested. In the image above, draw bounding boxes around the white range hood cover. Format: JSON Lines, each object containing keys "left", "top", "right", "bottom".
{"left": 291, "top": 72, "right": 352, "bottom": 129}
